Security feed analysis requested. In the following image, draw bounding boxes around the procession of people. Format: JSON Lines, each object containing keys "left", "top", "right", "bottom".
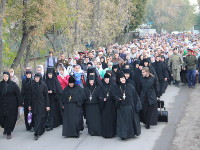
{"left": 0, "top": 33, "right": 199, "bottom": 140}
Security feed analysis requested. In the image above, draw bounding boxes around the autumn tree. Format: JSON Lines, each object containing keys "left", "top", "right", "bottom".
{"left": 145, "top": 0, "right": 195, "bottom": 33}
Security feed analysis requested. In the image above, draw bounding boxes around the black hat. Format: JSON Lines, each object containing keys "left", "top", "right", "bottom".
{"left": 117, "top": 71, "right": 125, "bottom": 79}
{"left": 87, "top": 67, "right": 96, "bottom": 74}
{"left": 104, "top": 73, "right": 111, "bottom": 79}
{"left": 139, "top": 61, "right": 144, "bottom": 66}
{"left": 112, "top": 63, "right": 119, "bottom": 69}
{"left": 68, "top": 76, "right": 76, "bottom": 83}
{"left": 34, "top": 73, "right": 42, "bottom": 78}
{"left": 26, "top": 71, "right": 32, "bottom": 75}
{"left": 187, "top": 48, "right": 194, "bottom": 52}
{"left": 87, "top": 62, "right": 93, "bottom": 66}
{"left": 143, "top": 58, "right": 149, "bottom": 63}
{"left": 89, "top": 75, "right": 95, "bottom": 81}
{"left": 123, "top": 68, "right": 131, "bottom": 74}
{"left": 78, "top": 52, "right": 85, "bottom": 55}
{"left": 3, "top": 71, "right": 10, "bottom": 76}
{"left": 47, "top": 68, "right": 54, "bottom": 74}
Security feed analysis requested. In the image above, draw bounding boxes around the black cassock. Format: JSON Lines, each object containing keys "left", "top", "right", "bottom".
{"left": 21, "top": 78, "right": 34, "bottom": 131}
{"left": 30, "top": 81, "right": 50, "bottom": 136}
{"left": 113, "top": 83, "right": 141, "bottom": 139}
{"left": 84, "top": 85, "right": 102, "bottom": 136}
{"left": 133, "top": 68, "right": 142, "bottom": 96}
{"left": 45, "top": 76, "right": 63, "bottom": 129}
{"left": 100, "top": 82, "right": 117, "bottom": 138}
{"left": 0, "top": 80, "right": 22, "bottom": 134}
{"left": 139, "top": 76, "right": 159, "bottom": 126}
{"left": 61, "top": 85, "right": 85, "bottom": 137}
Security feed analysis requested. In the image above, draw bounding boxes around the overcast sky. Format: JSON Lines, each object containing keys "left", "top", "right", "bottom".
{"left": 189, "top": 0, "right": 198, "bottom": 5}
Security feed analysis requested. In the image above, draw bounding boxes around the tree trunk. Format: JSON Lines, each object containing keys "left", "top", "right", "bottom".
{"left": 11, "top": 0, "right": 32, "bottom": 70}
{"left": 23, "top": 41, "right": 31, "bottom": 68}
{"left": 0, "top": 0, "right": 6, "bottom": 74}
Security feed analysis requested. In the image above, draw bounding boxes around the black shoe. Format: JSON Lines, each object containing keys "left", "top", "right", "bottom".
{"left": 3, "top": 130, "right": 6, "bottom": 135}
{"left": 46, "top": 127, "right": 53, "bottom": 131}
{"left": 146, "top": 125, "right": 150, "bottom": 129}
{"left": 34, "top": 135, "right": 39, "bottom": 140}
{"left": 30, "top": 127, "right": 34, "bottom": 132}
{"left": 7, "top": 134, "right": 12, "bottom": 139}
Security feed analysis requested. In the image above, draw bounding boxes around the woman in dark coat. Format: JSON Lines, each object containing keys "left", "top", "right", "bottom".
{"left": 100, "top": 57, "right": 108, "bottom": 69}
{"left": 61, "top": 76, "right": 85, "bottom": 138}
{"left": 139, "top": 67, "right": 160, "bottom": 129}
{"left": 21, "top": 71, "right": 34, "bottom": 131}
{"left": 114, "top": 72, "right": 142, "bottom": 140}
{"left": 29, "top": 73, "right": 50, "bottom": 140}
{"left": 123, "top": 68, "right": 135, "bottom": 88}
{"left": 100, "top": 73, "right": 117, "bottom": 138}
{"left": 133, "top": 61, "right": 143, "bottom": 96}
{"left": 45, "top": 68, "right": 63, "bottom": 131}
{"left": 0, "top": 72, "right": 22, "bottom": 139}
{"left": 84, "top": 75, "right": 102, "bottom": 136}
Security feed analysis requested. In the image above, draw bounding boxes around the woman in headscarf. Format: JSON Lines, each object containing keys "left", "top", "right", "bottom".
{"left": 113, "top": 71, "right": 141, "bottom": 140}
{"left": 36, "top": 65, "right": 45, "bottom": 80}
{"left": 45, "top": 68, "right": 63, "bottom": 131}
{"left": 61, "top": 76, "right": 86, "bottom": 138}
{"left": 8, "top": 68, "right": 20, "bottom": 86}
{"left": 0, "top": 72, "right": 22, "bottom": 139}
{"left": 21, "top": 71, "right": 34, "bottom": 131}
{"left": 139, "top": 67, "right": 160, "bottom": 129}
{"left": 111, "top": 63, "right": 120, "bottom": 84}
{"left": 100, "top": 73, "right": 117, "bottom": 138}
{"left": 100, "top": 56, "right": 108, "bottom": 69}
{"left": 84, "top": 75, "right": 102, "bottom": 136}
{"left": 57, "top": 66, "right": 70, "bottom": 90}
{"left": 29, "top": 73, "right": 50, "bottom": 140}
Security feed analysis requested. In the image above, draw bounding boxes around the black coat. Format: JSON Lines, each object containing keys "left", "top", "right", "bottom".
{"left": 61, "top": 85, "right": 85, "bottom": 137}
{"left": 113, "top": 83, "right": 141, "bottom": 139}
{"left": 84, "top": 85, "right": 102, "bottom": 136}
{"left": 100, "top": 82, "right": 117, "bottom": 138}
{"left": 133, "top": 68, "right": 142, "bottom": 96}
{"left": 21, "top": 78, "right": 33, "bottom": 108}
{"left": 0, "top": 81, "right": 22, "bottom": 131}
{"left": 30, "top": 81, "right": 50, "bottom": 117}
{"left": 152, "top": 61, "right": 168, "bottom": 81}
{"left": 139, "top": 76, "right": 159, "bottom": 105}
{"left": 45, "top": 77, "right": 63, "bottom": 128}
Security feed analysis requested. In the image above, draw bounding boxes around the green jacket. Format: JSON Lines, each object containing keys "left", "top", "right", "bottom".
{"left": 184, "top": 55, "right": 197, "bottom": 70}
{"left": 168, "top": 54, "right": 184, "bottom": 70}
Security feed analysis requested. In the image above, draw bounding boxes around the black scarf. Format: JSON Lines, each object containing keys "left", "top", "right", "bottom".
{"left": 25, "top": 78, "right": 32, "bottom": 91}
{"left": 46, "top": 77, "right": 57, "bottom": 93}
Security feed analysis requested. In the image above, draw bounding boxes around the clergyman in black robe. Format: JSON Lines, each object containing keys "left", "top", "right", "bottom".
{"left": 84, "top": 75, "right": 102, "bottom": 136}
{"left": 29, "top": 73, "right": 50, "bottom": 140}
{"left": 100, "top": 73, "right": 117, "bottom": 138}
{"left": 0, "top": 72, "right": 22, "bottom": 139}
{"left": 114, "top": 72, "right": 142, "bottom": 140}
{"left": 139, "top": 67, "right": 160, "bottom": 129}
{"left": 45, "top": 68, "right": 63, "bottom": 131}
{"left": 61, "top": 76, "right": 85, "bottom": 138}
{"left": 21, "top": 71, "right": 34, "bottom": 131}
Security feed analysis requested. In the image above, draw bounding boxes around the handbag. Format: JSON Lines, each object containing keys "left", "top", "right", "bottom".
{"left": 27, "top": 111, "right": 32, "bottom": 125}
{"left": 157, "top": 99, "right": 168, "bottom": 123}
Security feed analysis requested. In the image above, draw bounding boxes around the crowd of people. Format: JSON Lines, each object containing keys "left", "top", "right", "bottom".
{"left": 0, "top": 33, "right": 199, "bottom": 141}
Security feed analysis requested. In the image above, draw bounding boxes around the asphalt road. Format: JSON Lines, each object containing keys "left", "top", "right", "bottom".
{"left": 0, "top": 85, "right": 194, "bottom": 150}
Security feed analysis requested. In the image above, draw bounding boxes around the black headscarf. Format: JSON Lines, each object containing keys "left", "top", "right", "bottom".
{"left": 45, "top": 68, "right": 57, "bottom": 92}
{"left": 25, "top": 71, "right": 32, "bottom": 90}
{"left": 86, "top": 67, "right": 101, "bottom": 86}
{"left": 1, "top": 72, "right": 11, "bottom": 97}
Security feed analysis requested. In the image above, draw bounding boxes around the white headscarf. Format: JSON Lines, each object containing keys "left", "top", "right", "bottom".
{"left": 57, "top": 64, "right": 69, "bottom": 76}
{"left": 37, "top": 65, "right": 44, "bottom": 77}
